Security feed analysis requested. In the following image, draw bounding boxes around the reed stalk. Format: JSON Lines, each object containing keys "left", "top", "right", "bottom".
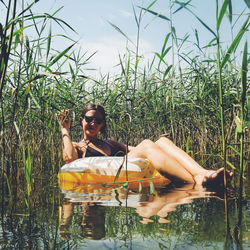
{"left": 132, "top": 5, "right": 142, "bottom": 100}
{"left": 0, "top": 1, "right": 249, "bottom": 220}
{"left": 214, "top": 0, "right": 230, "bottom": 235}
{"left": 232, "top": 42, "right": 248, "bottom": 246}
{"left": 0, "top": 0, "right": 17, "bottom": 96}
{"left": 0, "top": 0, "right": 18, "bottom": 214}
{"left": 23, "top": 145, "right": 32, "bottom": 197}
{"left": 239, "top": 41, "right": 248, "bottom": 188}
{"left": 215, "top": 0, "right": 226, "bottom": 169}
{"left": 168, "top": 0, "right": 176, "bottom": 141}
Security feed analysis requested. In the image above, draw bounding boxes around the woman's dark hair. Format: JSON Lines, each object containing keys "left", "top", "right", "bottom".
{"left": 80, "top": 104, "right": 107, "bottom": 133}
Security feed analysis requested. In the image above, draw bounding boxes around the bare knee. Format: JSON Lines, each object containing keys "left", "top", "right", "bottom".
{"left": 128, "top": 139, "right": 158, "bottom": 158}
{"left": 138, "top": 139, "right": 155, "bottom": 149}
{"left": 138, "top": 139, "right": 162, "bottom": 155}
{"left": 156, "top": 137, "right": 175, "bottom": 146}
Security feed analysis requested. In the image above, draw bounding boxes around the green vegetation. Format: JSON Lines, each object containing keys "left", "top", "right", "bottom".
{"left": 0, "top": 0, "right": 249, "bottom": 194}
{"left": 0, "top": 0, "right": 249, "bottom": 247}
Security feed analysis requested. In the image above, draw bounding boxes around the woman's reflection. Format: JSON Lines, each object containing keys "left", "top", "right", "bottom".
{"left": 59, "top": 183, "right": 224, "bottom": 239}
{"left": 81, "top": 204, "right": 105, "bottom": 240}
{"left": 59, "top": 201, "right": 105, "bottom": 240}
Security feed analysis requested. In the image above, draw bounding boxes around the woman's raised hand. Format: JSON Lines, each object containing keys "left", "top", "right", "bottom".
{"left": 57, "top": 109, "right": 72, "bottom": 129}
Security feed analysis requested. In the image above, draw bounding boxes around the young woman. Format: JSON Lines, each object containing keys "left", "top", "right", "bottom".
{"left": 58, "top": 104, "right": 232, "bottom": 187}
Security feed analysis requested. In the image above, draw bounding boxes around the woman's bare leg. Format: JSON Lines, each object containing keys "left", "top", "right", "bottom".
{"left": 127, "top": 140, "right": 195, "bottom": 183}
{"left": 156, "top": 137, "right": 233, "bottom": 185}
{"left": 135, "top": 184, "right": 220, "bottom": 221}
{"left": 128, "top": 139, "right": 232, "bottom": 186}
{"left": 155, "top": 137, "right": 206, "bottom": 176}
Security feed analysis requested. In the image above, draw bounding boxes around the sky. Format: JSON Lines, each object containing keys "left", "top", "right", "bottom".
{"left": 1, "top": 0, "right": 249, "bottom": 76}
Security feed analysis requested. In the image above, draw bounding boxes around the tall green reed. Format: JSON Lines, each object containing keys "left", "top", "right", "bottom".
{"left": 0, "top": 0, "right": 249, "bottom": 206}
{"left": 141, "top": 0, "right": 249, "bottom": 166}
{"left": 239, "top": 41, "right": 248, "bottom": 186}
{"left": 139, "top": 0, "right": 249, "bottom": 239}
{"left": 22, "top": 145, "right": 32, "bottom": 208}
{"left": 0, "top": 0, "right": 18, "bottom": 216}
{"left": 0, "top": 1, "right": 90, "bottom": 208}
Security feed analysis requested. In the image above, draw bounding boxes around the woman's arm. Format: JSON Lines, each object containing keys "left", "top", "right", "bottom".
{"left": 58, "top": 110, "right": 78, "bottom": 163}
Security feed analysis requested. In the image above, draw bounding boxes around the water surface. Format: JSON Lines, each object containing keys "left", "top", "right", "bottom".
{"left": 1, "top": 176, "right": 249, "bottom": 249}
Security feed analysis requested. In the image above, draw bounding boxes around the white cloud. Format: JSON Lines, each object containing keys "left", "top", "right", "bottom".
{"left": 79, "top": 37, "right": 127, "bottom": 75}
{"left": 78, "top": 35, "right": 155, "bottom": 77}
{"left": 120, "top": 10, "right": 133, "bottom": 18}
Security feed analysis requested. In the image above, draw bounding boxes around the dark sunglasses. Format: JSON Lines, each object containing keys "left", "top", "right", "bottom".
{"left": 84, "top": 116, "right": 103, "bottom": 125}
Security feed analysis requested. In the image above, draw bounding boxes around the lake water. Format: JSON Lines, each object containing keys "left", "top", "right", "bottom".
{"left": 1, "top": 174, "right": 249, "bottom": 250}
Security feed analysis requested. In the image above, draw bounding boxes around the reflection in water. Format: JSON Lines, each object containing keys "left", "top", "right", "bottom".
{"left": 59, "top": 202, "right": 105, "bottom": 240}
{"left": 0, "top": 179, "right": 248, "bottom": 248}
{"left": 59, "top": 202, "right": 73, "bottom": 240}
{"left": 81, "top": 204, "right": 105, "bottom": 240}
{"left": 134, "top": 184, "right": 224, "bottom": 224}
{"left": 59, "top": 182, "right": 223, "bottom": 240}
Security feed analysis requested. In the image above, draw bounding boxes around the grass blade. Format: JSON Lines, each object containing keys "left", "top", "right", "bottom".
{"left": 17, "top": 2, "right": 34, "bottom": 17}
{"left": 228, "top": 0, "right": 232, "bottom": 23}
{"left": 217, "top": 0, "right": 229, "bottom": 30}
{"left": 46, "top": 42, "right": 76, "bottom": 69}
{"left": 163, "top": 65, "right": 173, "bottom": 79}
{"left": 221, "top": 16, "right": 250, "bottom": 68}
{"left": 173, "top": 0, "right": 192, "bottom": 14}
{"left": 139, "top": 7, "right": 170, "bottom": 21}
{"left": 107, "top": 21, "right": 134, "bottom": 45}
{"left": 46, "top": 25, "right": 52, "bottom": 60}
{"left": 43, "top": 13, "right": 76, "bottom": 33}
{"left": 174, "top": 1, "right": 217, "bottom": 38}
{"left": 145, "top": 0, "right": 158, "bottom": 10}
{"left": 132, "top": 5, "right": 140, "bottom": 28}
{"left": 194, "top": 13, "right": 217, "bottom": 38}
{"left": 239, "top": 40, "right": 248, "bottom": 189}
{"left": 114, "top": 157, "right": 126, "bottom": 183}
{"left": 0, "top": 1, "right": 7, "bottom": 8}
{"left": 241, "top": 41, "right": 248, "bottom": 107}
{"left": 161, "top": 32, "right": 171, "bottom": 55}
{"left": 244, "top": 0, "right": 250, "bottom": 8}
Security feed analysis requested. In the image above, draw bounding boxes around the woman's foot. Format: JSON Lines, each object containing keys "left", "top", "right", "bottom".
{"left": 200, "top": 168, "right": 233, "bottom": 188}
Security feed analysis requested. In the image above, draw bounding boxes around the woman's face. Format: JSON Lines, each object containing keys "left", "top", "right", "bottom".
{"left": 81, "top": 110, "right": 105, "bottom": 138}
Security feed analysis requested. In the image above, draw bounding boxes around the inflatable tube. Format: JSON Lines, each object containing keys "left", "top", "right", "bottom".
{"left": 61, "top": 187, "right": 151, "bottom": 206}
{"left": 58, "top": 156, "right": 170, "bottom": 190}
